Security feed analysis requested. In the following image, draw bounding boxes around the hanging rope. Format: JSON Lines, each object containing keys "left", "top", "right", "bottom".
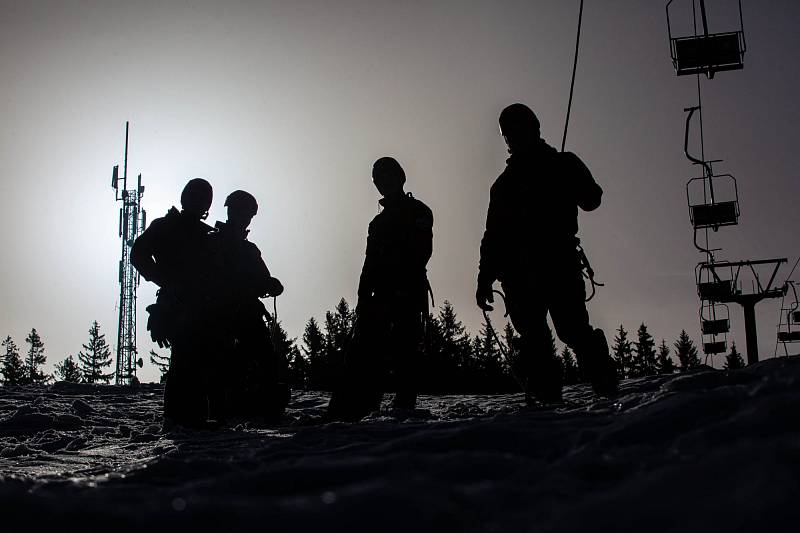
{"left": 481, "top": 290, "right": 527, "bottom": 392}
{"left": 560, "top": 0, "right": 584, "bottom": 153}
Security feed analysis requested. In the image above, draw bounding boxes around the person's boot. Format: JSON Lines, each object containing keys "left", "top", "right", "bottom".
{"left": 577, "top": 329, "right": 619, "bottom": 398}
{"left": 526, "top": 353, "right": 563, "bottom": 405}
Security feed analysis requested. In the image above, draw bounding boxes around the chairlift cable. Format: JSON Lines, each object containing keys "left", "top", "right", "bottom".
{"left": 560, "top": 0, "right": 584, "bottom": 153}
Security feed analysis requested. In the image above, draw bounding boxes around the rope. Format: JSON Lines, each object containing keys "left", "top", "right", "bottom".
{"left": 481, "top": 290, "right": 527, "bottom": 392}
{"left": 560, "top": 0, "right": 584, "bottom": 153}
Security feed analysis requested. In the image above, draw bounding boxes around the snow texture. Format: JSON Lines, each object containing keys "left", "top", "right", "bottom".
{"left": 1, "top": 357, "right": 799, "bottom": 532}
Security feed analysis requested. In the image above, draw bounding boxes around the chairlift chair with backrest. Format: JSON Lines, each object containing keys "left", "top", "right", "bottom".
{"left": 696, "top": 261, "right": 737, "bottom": 302}
{"left": 700, "top": 302, "right": 729, "bottom": 355}
{"left": 666, "top": 0, "right": 746, "bottom": 79}
{"left": 683, "top": 106, "right": 741, "bottom": 234}
{"left": 777, "top": 282, "right": 800, "bottom": 343}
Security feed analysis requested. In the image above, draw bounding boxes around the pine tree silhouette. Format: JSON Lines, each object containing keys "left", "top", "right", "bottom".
{"left": 656, "top": 339, "right": 676, "bottom": 374}
{"left": 24, "top": 328, "right": 48, "bottom": 384}
{"left": 149, "top": 349, "right": 170, "bottom": 383}
{"left": 78, "top": 321, "right": 114, "bottom": 384}
{"left": 303, "top": 317, "right": 328, "bottom": 390}
{"left": 633, "top": 323, "right": 658, "bottom": 377}
{"left": 724, "top": 342, "right": 745, "bottom": 370}
{"left": 674, "top": 329, "right": 701, "bottom": 371}
{"left": 55, "top": 355, "right": 82, "bottom": 382}
{"left": 473, "top": 322, "right": 505, "bottom": 393}
{"left": 611, "top": 325, "right": 634, "bottom": 379}
{"left": 559, "top": 346, "right": 580, "bottom": 384}
{"left": 1, "top": 336, "right": 26, "bottom": 385}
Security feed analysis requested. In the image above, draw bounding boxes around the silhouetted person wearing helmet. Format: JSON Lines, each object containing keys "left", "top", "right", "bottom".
{"left": 206, "top": 190, "right": 288, "bottom": 422}
{"left": 476, "top": 103, "right": 618, "bottom": 404}
{"left": 131, "top": 178, "right": 215, "bottom": 428}
{"left": 328, "top": 157, "right": 433, "bottom": 421}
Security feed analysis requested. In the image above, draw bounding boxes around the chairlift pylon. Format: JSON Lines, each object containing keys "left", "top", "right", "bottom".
{"left": 666, "top": 0, "right": 746, "bottom": 79}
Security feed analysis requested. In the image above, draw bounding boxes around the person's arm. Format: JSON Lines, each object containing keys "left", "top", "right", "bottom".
{"left": 565, "top": 152, "right": 603, "bottom": 211}
{"left": 477, "top": 183, "right": 502, "bottom": 310}
{"left": 131, "top": 221, "right": 166, "bottom": 288}
{"left": 413, "top": 203, "right": 434, "bottom": 269}
{"left": 357, "top": 222, "right": 378, "bottom": 309}
{"left": 246, "top": 245, "right": 284, "bottom": 297}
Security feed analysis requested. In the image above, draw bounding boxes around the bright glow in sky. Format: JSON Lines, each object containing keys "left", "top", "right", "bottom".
{"left": 1, "top": 1, "right": 798, "bottom": 382}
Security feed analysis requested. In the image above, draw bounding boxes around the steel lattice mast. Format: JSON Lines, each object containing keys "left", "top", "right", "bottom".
{"left": 111, "top": 122, "right": 146, "bottom": 385}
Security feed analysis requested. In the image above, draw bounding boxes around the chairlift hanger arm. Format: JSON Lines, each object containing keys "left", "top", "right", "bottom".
{"left": 683, "top": 106, "right": 713, "bottom": 178}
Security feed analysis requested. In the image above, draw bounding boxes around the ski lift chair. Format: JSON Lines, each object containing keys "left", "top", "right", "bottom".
{"left": 701, "top": 302, "right": 728, "bottom": 355}
{"left": 666, "top": 0, "right": 746, "bottom": 78}
{"left": 701, "top": 302, "right": 730, "bottom": 335}
{"left": 687, "top": 174, "right": 740, "bottom": 230}
{"left": 778, "top": 283, "right": 800, "bottom": 342}
{"left": 696, "top": 262, "right": 737, "bottom": 302}
{"left": 703, "top": 339, "right": 727, "bottom": 354}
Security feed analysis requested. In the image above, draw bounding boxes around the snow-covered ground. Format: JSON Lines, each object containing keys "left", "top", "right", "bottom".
{"left": 2, "top": 357, "right": 799, "bottom": 532}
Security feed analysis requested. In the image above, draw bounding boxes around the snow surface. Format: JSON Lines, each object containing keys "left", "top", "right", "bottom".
{"left": 2, "top": 357, "right": 799, "bottom": 532}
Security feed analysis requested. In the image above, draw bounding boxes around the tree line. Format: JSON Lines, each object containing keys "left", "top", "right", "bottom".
{"left": 1, "top": 304, "right": 747, "bottom": 389}
{"left": 1, "top": 321, "right": 114, "bottom": 385}
{"left": 274, "top": 298, "right": 748, "bottom": 393}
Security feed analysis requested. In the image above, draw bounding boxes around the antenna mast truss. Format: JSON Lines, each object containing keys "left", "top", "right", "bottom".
{"left": 111, "top": 122, "right": 146, "bottom": 385}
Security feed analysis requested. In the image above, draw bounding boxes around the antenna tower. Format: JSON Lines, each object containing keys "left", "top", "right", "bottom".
{"left": 111, "top": 122, "right": 146, "bottom": 385}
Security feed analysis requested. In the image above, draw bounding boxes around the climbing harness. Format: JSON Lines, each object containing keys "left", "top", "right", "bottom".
{"left": 578, "top": 241, "right": 603, "bottom": 302}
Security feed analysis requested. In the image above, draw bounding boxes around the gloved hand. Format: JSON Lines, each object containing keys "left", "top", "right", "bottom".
{"left": 146, "top": 303, "right": 171, "bottom": 348}
{"left": 476, "top": 282, "right": 495, "bottom": 312}
{"left": 266, "top": 277, "right": 284, "bottom": 297}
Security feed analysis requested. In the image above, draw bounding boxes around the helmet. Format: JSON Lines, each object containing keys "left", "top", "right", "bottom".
{"left": 224, "top": 190, "right": 258, "bottom": 218}
{"left": 372, "top": 157, "right": 406, "bottom": 185}
{"left": 180, "top": 178, "right": 213, "bottom": 213}
{"left": 499, "top": 103, "right": 540, "bottom": 139}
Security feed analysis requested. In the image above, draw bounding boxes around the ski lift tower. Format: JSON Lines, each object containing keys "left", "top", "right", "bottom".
{"left": 111, "top": 122, "right": 146, "bottom": 385}
{"left": 668, "top": 0, "right": 788, "bottom": 365}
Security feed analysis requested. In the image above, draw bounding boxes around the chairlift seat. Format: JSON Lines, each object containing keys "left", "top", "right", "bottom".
{"left": 698, "top": 280, "right": 734, "bottom": 301}
{"left": 672, "top": 32, "right": 744, "bottom": 76}
{"left": 778, "top": 331, "right": 800, "bottom": 342}
{"left": 690, "top": 201, "right": 738, "bottom": 229}
{"left": 703, "top": 340, "right": 727, "bottom": 354}
{"left": 701, "top": 318, "right": 730, "bottom": 335}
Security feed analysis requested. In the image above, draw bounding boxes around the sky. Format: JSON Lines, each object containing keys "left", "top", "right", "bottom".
{"left": 0, "top": 0, "right": 798, "bottom": 383}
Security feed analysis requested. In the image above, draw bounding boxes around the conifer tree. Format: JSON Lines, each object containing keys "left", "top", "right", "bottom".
{"left": 502, "top": 322, "right": 523, "bottom": 389}
{"left": 1, "top": 336, "right": 26, "bottom": 385}
{"left": 324, "top": 299, "right": 355, "bottom": 371}
{"left": 473, "top": 322, "right": 505, "bottom": 392}
{"left": 78, "top": 321, "right": 114, "bottom": 384}
{"left": 656, "top": 339, "right": 676, "bottom": 374}
{"left": 303, "top": 317, "right": 328, "bottom": 390}
{"left": 674, "top": 329, "right": 701, "bottom": 371}
{"left": 611, "top": 325, "right": 634, "bottom": 379}
{"left": 633, "top": 323, "right": 658, "bottom": 377}
{"left": 439, "top": 302, "right": 473, "bottom": 391}
{"left": 149, "top": 349, "right": 170, "bottom": 383}
{"left": 560, "top": 346, "right": 580, "bottom": 385}
{"left": 266, "top": 316, "right": 300, "bottom": 386}
{"left": 25, "top": 328, "right": 48, "bottom": 384}
{"left": 724, "top": 342, "right": 745, "bottom": 370}
{"left": 55, "top": 355, "right": 82, "bottom": 382}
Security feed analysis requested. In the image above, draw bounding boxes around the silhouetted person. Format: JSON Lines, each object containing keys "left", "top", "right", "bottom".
{"left": 206, "top": 190, "right": 288, "bottom": 422}
{"left": 328, "top": 157, "right": 434, "bottom": 421}
{"left": 131, "top": 178, "right": 214, "bottom": 428}
{"left": 476, "top": 103, "right": 618, "bottom": 403}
